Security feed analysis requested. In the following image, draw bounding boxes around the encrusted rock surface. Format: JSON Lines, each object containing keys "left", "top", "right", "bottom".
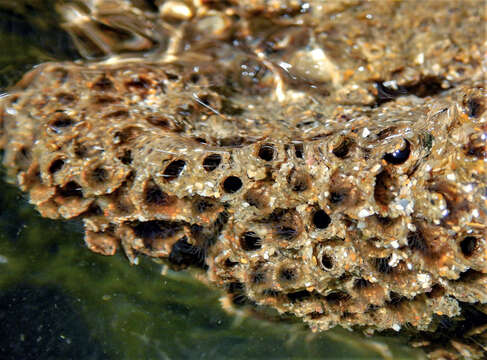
{"left": 1, "top": 0, "right": 486, "bottom": 358}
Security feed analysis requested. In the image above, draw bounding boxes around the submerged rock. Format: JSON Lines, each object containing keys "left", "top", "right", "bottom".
{"left": 0, "top": 1, "right": 486, "bottom": 358}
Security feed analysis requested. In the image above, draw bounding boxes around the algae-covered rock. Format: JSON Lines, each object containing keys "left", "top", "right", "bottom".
{"left": 1, "top": 1, "right": 486, "bottom": 358}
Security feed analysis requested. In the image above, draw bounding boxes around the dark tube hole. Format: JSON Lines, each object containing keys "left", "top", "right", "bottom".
{"left": 383, "top": 140, "right": 410, "bottom": 165}
{"left": 91, "top": 167, "right": 108, "bottom": 183}
{"left": 251, "top": 270, "right": 266, "bottom": 284}
{"left": 279, "top": 268, "right": 296, "bottom": 282}
{"left": 169, "top": 236, "right": 205, "bottom": 268}
{"left": 275, "top": 226, "right": 298, "bottom": 240}
{"left": 145, "top": 185, "right": 171, "bottom": 206}
{"left": 222, "top": 176, "right": 242, "bottom": 193}
{"left": 466, "top": 97, "right": 483, "bottom": 118}
{"left": 332, "top": 138, "right": 351, "bottom": 158}
{"left": 312, "top": 209, "right": 331, "bottom": 229}
{"left": 258, "top": 143, "right": 275, "bottom": 161}
{"left": 321, "top": 254, "right": 333, "bottom": 270}
{"left": 353, "top": 278, "right": 371, "bottom": 289}
{"left": 287, "top": 290, "right": 312, "bottom": 302}
{"left": 329, "top": 191, "right": 345, "bottom": 204}
{"left": 240, "top": 231, "right": 261, "bottom": 251}
{"left": 92, "top": 76, "right": 113, "bottom": 91}
{"left": 460, "top": 236, "right": 478, "bottom": 257}
{"left": 294, "top": 143, "right": 304, "bottom": 159}
{"left": 202, "top": 154, "right": 222, "bottom": 172}
{"left": 48, "top": 159, "right": 65, "bottom": 174}
{"left": 58, "top": 181, "right": 83, "bottom": 198}
{"left": 224, "top": 258, "right": 238, "bottom": 267}
{"left": 51, "top": 115, "right": 74, "bottom": 128}
{"left": 374, "top": 257, "right": 393, "bottom": 274}
{"left": 163, "top": 160, "right": 186, "bottom": 181}
{"left": 407, "top": 230, "right": 428, "bottom": 253}
{"left": 146, "top": 115, "right": 170, "bottom": 129}
{"left": 119, "top": 149, "right": 133, "bottom": 165}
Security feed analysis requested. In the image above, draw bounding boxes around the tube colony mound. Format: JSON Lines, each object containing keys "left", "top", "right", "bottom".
{"left": 0, "top": 1, "right": 486, "bottom": 358}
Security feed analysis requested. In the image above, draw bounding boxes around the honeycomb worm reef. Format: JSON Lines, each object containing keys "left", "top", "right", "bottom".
{"left": 1, "top": 1, "right": 486, "bottom": 358}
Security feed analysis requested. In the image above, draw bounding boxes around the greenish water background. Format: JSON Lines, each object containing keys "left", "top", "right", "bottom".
{"left": 0, "top": 2, "right": 425, "bottom": 359}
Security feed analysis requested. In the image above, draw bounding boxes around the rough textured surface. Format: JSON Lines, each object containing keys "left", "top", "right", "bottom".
{"left": 1, "top": 0, "right": 486, "bottom": 358}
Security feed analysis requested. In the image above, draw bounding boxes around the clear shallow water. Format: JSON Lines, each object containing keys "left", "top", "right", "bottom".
{"left": 0, "top": 3, "right": 424, "bottom": 359}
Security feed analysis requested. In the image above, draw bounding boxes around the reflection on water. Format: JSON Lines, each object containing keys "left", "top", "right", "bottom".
{"left": 0, "top": 3, "right": 423, "bottom": 359}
